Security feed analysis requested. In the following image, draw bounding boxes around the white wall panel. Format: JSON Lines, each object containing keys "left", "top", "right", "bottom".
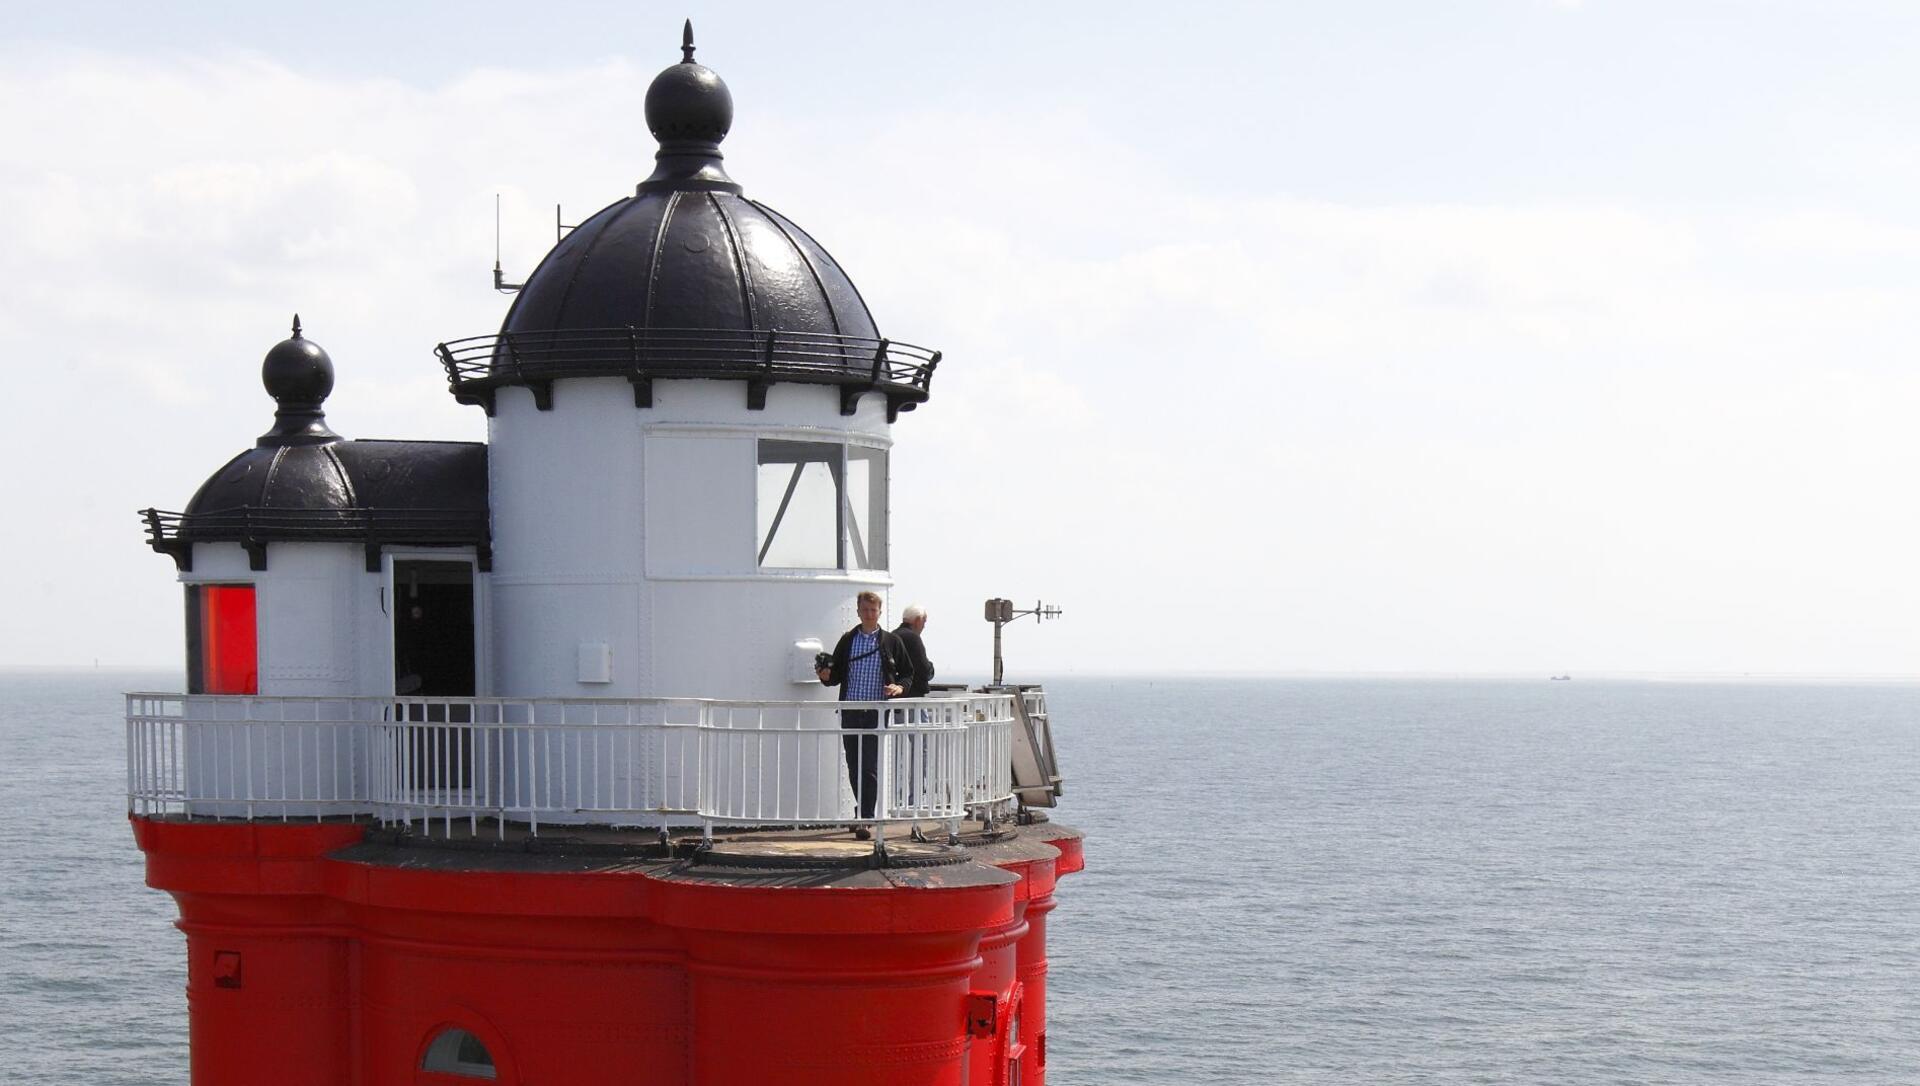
{"left": 176, "top": 541, "right": 367, "bottom": 810}
{"left": 488, "top": 374, "right": 897, "bottom": 701}
{"left": 490, "top": 580, "right": 649, "bottom": 697}
{"left": 644, "top": 431, "right": 755, "bottom": 575}
{"left": 179, "top": 542, "right": 366, "bottom": 696}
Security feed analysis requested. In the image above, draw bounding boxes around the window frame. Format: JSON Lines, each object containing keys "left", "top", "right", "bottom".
{"left": 185, "top": 582, "right": 258, "bottom": 695}
{"left": 755, "top": 436, "right": 890, "bottom": 573}
{"left": 997, "top": 981, "right": 1027, "bottom": 1086}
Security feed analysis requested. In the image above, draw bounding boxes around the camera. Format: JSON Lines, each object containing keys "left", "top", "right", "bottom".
{"left": 813, "top": 651, "right": 834, "bottom": 673}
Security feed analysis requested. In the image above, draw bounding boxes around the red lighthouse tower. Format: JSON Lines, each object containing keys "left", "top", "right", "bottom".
{"left": 128, "top": 26, "right": 1079, "bottom": 1086}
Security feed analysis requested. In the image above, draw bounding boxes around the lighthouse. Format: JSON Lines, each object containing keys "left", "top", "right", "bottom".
{"left": 126, "top": 27, "right": 1080, "bottom": 1086}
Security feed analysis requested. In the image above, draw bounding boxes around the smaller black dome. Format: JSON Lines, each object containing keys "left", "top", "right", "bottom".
{"left": 151, "top": 438, "right": 491, "bottom": 573}
{"left": 258, "top": 315, "right": 339, "bottom": 447}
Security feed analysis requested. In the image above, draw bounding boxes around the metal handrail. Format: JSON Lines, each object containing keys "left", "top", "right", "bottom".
{"left": 124, "top": 693, "right": 1016, "bottom": 842}
{"left": 141, "top": 506, "right": 489, "bottom": 545}
{"left": 433, "top": 327, "right": 941, "bottom": 405}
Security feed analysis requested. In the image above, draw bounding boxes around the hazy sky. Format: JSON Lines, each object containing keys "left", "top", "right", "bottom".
{"left": 3, "top": 1, "right": 1918, "bottom": 677}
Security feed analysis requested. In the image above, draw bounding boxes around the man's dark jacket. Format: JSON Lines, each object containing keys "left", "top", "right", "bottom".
{"left": 821, "top": 625, "right": 913, "bottom": 700}
{"left": 894, "top": 622, "right": 934, "bottom": 697}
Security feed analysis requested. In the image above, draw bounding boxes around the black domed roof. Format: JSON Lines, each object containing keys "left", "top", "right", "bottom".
{"left": 142, "top": 321, "right": 491, "bottom": 573}
{"left": 503, "top": 191, "right": 878, "bottom": 341}
{"left": 181, "top": 440, "right": 487, "bottom": 525}
{"left": 187, "top": 443, "right": 352, "bottom": 517}
{"left": 503, "top": 24, "right": 874, "bottom": 341}
{"left": 157, "top": 438, "right": 489, "bottom": 572}
{"left": 436, "top": 25, "right": 940, "bottom": 422}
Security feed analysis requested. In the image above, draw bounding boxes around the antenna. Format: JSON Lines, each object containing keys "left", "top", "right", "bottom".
{"left": 493, "top": 194, "right": 524, "bottom": 294}
{"left": 490, "top": 197, "right": 579, "bottom": 294}
{"left": 983, "top": 598, "right": 1064, "bottom": 685}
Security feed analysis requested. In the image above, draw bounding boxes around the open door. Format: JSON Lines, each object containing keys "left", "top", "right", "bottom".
{"left": 391, "top": 559, "right": 477, "bottom": 795}
{"left": 392, "top": 559, "right": 476, "bottom": 697}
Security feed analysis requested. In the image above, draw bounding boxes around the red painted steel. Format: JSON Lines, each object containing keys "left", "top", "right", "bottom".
{"left": 977, "top": 849, "right": 1057, "bottom": 1086}
{"left": 1016, "top": 896, "right": 1057, "bottom": 1086}
{"left": 967, "top": 911, "right": 1029, "bottom": 1083}
{"left": 133, "top": 818, "right": 1082, "bottom": 1085}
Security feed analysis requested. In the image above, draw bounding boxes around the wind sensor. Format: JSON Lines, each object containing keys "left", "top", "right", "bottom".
{"left": 984, "top": 598, "right": 1063, "bottom": 685}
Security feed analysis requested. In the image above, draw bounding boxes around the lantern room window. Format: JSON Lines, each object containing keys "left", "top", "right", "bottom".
{"left": 847, "top": 444, "right": 888, "bottom": 571}
{"left": 185, "top": 584, "right": 257, "bottom": 695}
{"left": 757, "top": 440, "right": 888, "bottom": 571}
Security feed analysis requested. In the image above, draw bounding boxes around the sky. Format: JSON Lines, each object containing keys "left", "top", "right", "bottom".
{"left": 3, "top": 1, "right": 1919, "bottom": 678}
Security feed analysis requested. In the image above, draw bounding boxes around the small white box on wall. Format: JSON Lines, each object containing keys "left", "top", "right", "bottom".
{"left": 578, "top": 641, "right": 613, "bottom": 684}
{"left": 789, "top": 638, "right": 825, "bottom": 684}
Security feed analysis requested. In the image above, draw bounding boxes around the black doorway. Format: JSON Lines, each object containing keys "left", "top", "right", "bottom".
{"left": 393, "top": 560, "right": 477, "bottom": 794}
{"left": 392, "top": 560, "right": 476, "bottom": 697}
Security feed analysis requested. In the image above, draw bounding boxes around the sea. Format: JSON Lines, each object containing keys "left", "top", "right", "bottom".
{"left": 5, "top": 670, "right": 1919, "bottom": 1083}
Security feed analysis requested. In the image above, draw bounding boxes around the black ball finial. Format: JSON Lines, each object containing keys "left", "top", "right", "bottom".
{"left": 644, "top": 59, "right": 733, "bottom": 143}
{"left": 638, "top": 22, "right": 742, "bottom": 194}
{"left": 258, "top": 314, "right": 339, "bottom": 446}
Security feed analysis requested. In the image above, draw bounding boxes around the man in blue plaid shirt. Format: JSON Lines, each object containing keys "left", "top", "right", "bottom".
{"left": 817, "top": 591, "right": 912, "bottom": 839}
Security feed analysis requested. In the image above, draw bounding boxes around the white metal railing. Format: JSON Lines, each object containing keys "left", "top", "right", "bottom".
{"left": 125, "top": 693, "right": 1017, "bottom": 838}
{"left": 125, "top": 694, "right": 377, "bottom": 820}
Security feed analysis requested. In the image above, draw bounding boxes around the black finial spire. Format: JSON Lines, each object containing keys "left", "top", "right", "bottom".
{"left": 640, "top": 20, "right": 740, "bottom": 194}
{"left": 259, "top": 317, "right": 339, "bottom": 447}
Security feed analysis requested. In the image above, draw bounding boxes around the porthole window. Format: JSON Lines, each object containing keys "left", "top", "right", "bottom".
{"left": 421, "top": 1029, "right": 496, "bottom": 1079}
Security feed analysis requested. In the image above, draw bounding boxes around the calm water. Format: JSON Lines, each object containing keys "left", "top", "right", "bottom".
{"left": 5, "top": 672, "right": 1919, "bottom": 1083}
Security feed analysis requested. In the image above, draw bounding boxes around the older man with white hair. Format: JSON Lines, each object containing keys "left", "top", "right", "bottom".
{"left": 894, "top": 604, "right": 934, "bottom": 698}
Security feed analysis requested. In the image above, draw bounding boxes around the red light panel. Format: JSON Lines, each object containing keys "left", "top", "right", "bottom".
{"left": 197, "top": 585, "right": 258, "bottom": 695}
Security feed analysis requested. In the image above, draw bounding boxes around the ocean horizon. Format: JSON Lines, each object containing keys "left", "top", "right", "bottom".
{"left": 7, "top": 670, "right": 1918, "bottom": 1083}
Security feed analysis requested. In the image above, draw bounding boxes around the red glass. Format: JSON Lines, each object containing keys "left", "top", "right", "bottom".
{"left": 196, "top": 585, "right": 258, "bottom": 694}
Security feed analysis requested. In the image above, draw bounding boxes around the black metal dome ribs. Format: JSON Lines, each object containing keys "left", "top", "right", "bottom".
{"left": 438, "top": 31, "right": 940, "bottom": 421}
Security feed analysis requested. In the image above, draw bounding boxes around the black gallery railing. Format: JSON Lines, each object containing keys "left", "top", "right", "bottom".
{"left": 434, "top": 327, "right": 941, "bottom": 417}
{"left": 141, "top": 507, "right": 491, "bottom": 572}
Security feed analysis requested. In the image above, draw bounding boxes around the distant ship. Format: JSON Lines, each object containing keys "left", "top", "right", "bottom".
{"left": 1550, "top": 674, "right": 1573, "bottom": 681}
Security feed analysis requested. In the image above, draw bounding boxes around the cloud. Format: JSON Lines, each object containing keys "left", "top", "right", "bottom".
{"left": 3, "top": 50, "right": 1917, "bottom": 675}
